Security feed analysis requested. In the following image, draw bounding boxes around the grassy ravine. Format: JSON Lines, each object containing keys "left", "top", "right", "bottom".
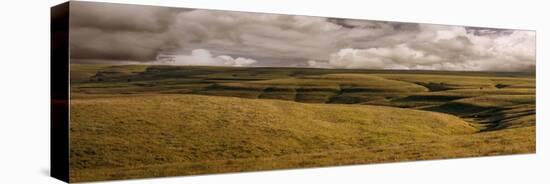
{"left": 69, "top": 64, "right": 535, "bottom": 182}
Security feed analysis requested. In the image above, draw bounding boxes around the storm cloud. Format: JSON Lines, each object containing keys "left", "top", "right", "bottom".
{"left": 69, "top": 1, "right": 535, "bottom": 71}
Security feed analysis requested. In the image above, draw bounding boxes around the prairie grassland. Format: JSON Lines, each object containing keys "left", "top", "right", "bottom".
{"left": 69, "top": 64, "right": 535, "bottom": 182}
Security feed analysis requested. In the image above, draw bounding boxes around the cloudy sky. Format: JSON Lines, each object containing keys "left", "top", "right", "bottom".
{"left": 69, "top": 1, "right": 536, "bottom": 72}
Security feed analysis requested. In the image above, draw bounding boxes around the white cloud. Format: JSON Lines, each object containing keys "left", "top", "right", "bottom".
{"left": 160, "top": 49, "right": 256, "bottom": 67}
{"left": 166, "top": 11, "right": 535, "bottom": 71}
{"left": 323, "top": 45, "right": 443, "bottom": 70}
{"left": 164, "top": 9, "right": 396, "bottom": 61}
{"left": 217, "top": 55, "right": 257, "bottom": 67}
{"left": 313, "top": 25, "right": 535, "bottom": 71}
{"left": 307, "top": 60, "right": 331, "bottom": 68}
{"left": 70, "top": 3, "right": 536, "bottom": 71}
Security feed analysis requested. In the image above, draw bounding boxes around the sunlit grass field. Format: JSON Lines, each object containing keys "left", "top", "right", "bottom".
{"left": 69, "top": 64, "right": 535, "bottom": 182}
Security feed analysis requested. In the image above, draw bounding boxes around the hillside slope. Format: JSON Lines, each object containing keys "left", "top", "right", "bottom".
{"left": 69, "top": 94, "right": 536, "bottom": 182}
{"left": 70, "top": 64, "right": 535, "bottom": 131}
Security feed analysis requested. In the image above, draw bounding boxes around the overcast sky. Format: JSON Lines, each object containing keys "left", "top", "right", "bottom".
{"left": 69, "top": 1, "right": 536, "bottom": 72}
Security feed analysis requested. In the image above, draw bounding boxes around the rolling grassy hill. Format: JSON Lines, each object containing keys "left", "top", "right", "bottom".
{"left": 70, "top": 94, "right": 534, "bottom": 181}
{"left": 71, "top": 64, "right": 535, "bottom": 130}
{"left": 69, "top": 64, "right": 535, "bottom": 182}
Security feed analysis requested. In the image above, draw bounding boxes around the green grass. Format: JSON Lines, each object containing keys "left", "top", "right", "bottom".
{"left": 69, "top": 64, "right": 536, "bottom": 182}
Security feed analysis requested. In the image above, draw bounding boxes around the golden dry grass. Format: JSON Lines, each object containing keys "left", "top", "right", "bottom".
{"left": 68, "top": 64, "right": 535, "bottom": 182}
{"left": 69, "top": 94, "right": 533, "bottom": 182}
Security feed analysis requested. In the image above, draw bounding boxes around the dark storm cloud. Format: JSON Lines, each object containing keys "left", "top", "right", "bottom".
{"left": 465, "top": 26, "right": 515, "bottom": 36}
{"left": 69, "top": 1, "right": 535, "bottom": 71}
{"left": 70, "top": 28, "right": 165, "bottom": 61}
{"left": 70, "top": 1, "right": 186, "bottom": 32}
{"left": 328, "top": 18, "right": 420, "bottom": 32}
{"left": 69, "top": 1, "right": 187, "bottom": 61}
